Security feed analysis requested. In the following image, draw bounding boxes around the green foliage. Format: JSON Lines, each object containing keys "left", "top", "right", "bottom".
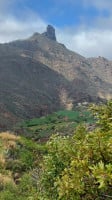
{"left": 90, "top": 101, "right": 112, "bottom": 131}
{"left": 37, "top": 101, "right": 112, "bottom": 200}
{"left": 1, "top": 102, "right": 112, "bottom": 199}
{"left": 0, "top": 175, "right": 38, "bottom": 200}
{"left": 0, "top": 133, "right": 46, "bottom": 200}
{"left": 16, "top": 108, "right": 94, "bottom": 141}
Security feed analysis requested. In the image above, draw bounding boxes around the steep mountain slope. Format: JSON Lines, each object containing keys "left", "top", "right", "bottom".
{"left": 10, "top": 26, "right": 112, "bottom": 101}
{"left": 0, "top": 25, "right": 112, "bottom": 129}
{"left": 87, "top": 56, "right": 112, "bottom": 99}
{"left": 0, "top": 45, "right": 70, "bottom": 129}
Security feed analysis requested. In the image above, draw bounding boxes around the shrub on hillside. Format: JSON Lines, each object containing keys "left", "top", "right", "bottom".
{"left": 37, "top": 101, "right": 112, "bottom": 200}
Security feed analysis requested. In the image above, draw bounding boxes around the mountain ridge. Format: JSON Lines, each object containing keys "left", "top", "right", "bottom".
{"left": 0, "top": 25, "right": 112, "bottom": 129}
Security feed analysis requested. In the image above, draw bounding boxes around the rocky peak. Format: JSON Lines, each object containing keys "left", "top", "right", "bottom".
{"left": 42, "top": 25, "right": 57, "bottom": 41}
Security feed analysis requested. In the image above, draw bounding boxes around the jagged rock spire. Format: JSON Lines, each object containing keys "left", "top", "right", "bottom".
{"left": 42, "top": 25, "right": 56, "bottom": 41}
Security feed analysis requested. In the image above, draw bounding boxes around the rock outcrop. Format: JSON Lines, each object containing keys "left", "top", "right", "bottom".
{"left": 0, "top": 25, "right": 112, "bottom": 129}
{"left": 42, "top": 25, "right": 56, "bottom": 41}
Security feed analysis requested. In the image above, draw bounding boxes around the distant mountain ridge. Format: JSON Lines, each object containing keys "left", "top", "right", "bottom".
{"left": 0, "top": 25, "right": 112, "bottom": 129}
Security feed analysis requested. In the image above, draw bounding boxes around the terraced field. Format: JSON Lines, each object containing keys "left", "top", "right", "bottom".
{"left": 15, "top": 107, "right": 95, "bottom": 141}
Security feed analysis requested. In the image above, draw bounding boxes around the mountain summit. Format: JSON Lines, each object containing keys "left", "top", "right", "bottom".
{"left": 42, "top": 25, "right": 57, "bottom": 41}
{"left": 0, "top": 25, "right": 112, "bottom": 129}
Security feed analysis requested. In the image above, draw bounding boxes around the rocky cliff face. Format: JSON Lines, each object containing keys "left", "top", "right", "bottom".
{"left": 42, "top": 25, "right": 57, "bottom": 41}
{"left": 0, "top": 25, "right": 112, "bottom": 129}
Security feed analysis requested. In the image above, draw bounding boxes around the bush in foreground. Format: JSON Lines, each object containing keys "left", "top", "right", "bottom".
{"left": 38, "top": 101, "right": 112, "bottom": 200}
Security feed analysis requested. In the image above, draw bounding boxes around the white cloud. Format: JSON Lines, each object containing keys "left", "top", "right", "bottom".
{"left": 0, "top": 0, "right": 112, "bottom": 59}
{"left": 57, "top": 28, "right": 112, "bottom": 59}
{"left": 0, "top": 15, "right": 46, "bottom": 43}
{"left": 56, "top": 0, "right": 112, "bottom": 10}
{"left": 83, "top": 0, "right": 112, "bottom": 10}
{"left": 56, "top": 1, "right": 112, "bottom": 60}
{"left": 1, "top": 13, "right": 112, "bottom": 59}
{"left": 0, "top": 0, "right": 47, "bottom": 42}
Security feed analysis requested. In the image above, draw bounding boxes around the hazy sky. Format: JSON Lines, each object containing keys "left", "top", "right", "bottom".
{"left": 0, "top": 0, "right": 112, "bottom": 59}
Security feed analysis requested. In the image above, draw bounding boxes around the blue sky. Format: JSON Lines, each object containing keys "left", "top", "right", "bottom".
{"left": 10, "top": 0, "right": 110, "bottom": 27}
{"left": 0, "top": 0, "right": 112, "bottom": 58}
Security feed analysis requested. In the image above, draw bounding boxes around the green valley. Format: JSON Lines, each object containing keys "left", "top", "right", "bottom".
{"left": 0, "top": 102, "right": 112, "bottom": 199}
{"left": 15, "top": 106, "right": 95, "bottom": 141}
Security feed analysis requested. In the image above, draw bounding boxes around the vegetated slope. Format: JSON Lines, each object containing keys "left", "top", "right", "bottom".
{"left": 15, "top": 106, "right": 95, "bottom": 142}
{"left": 0, "top": 102, "right": 111, "bottom": 200}
{"left": 0, "top": 131, "right": 46, "bottom": 199}
{"left": 0, "top": 25, "right": 112, "bottom": 129}
{"left": 37, "top": 101, "right": 112, "bottom": 200}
